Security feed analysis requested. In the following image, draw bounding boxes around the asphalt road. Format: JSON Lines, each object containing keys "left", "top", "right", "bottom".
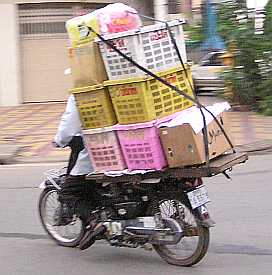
{"left": 0, "top": 156, "right": 272, "bottom": 275}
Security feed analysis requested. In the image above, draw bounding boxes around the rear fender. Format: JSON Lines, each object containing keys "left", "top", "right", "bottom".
{"left": 193, "top": 205, "right": 216, "bottom": 228}
{"left": 39, "top": 178, "right": 62, "bottom": 190}
{"left": 184, "top": 178, "right": 216, "bottom": 228}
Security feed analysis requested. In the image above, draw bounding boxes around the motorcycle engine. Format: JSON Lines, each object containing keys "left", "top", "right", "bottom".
{"left": 96, "top": 183, "right": 148, "bottom": 220}
{"left": 113, "top": 201, "right": 144, "bottom": 219}
{"left": 94, "top": 183, "right": 184, "bottom": 246}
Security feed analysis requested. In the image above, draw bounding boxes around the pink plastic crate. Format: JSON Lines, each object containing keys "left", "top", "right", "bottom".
{"left": 115, "top": 121, "right": 167, "bottom": 171}
{"left": 83, "top": 127, "right": 126, "bottom": 172}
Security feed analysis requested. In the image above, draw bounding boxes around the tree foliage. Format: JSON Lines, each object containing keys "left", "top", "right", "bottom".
{"left": 257, "top": 0, "right": 272, "bottom": 114}
{"left": 217, "top": 0, "right": 272, "bottom": 112}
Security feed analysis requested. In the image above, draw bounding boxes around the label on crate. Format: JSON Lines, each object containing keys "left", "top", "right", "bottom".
{"left": 123, "top": 130, "right": 145, "bottom": 140}
{"left": 86, "top": 134, "right": 112, "bottom": 145}
{"left": 149, "top": 30, "right": 169, "bottom": 42}
{"left": 163, "top": 75, "right": 177, "bottom": 84}
{"left": 113, "top": 87, "right": 138, "bottom": 97}
{"left": 107, "top": 38, "right": 126, "bottom": 52}
{"left": 119, "top": 87, "right": 138, "bottom": 96}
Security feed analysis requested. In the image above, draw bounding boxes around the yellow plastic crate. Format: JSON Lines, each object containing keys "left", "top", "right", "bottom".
{"left": 71, "top": 84, "right": 117, "bottom": 129}
{"left": 104, "top": 66, "right": 195, "bottom": 124}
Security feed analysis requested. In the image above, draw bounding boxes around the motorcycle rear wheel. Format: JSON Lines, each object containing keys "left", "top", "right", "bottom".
{"left": 149, "top": 196, "right": 210, "bottom": 267}
{"left": 38, "top": 187, "right": 86, "bottom": 247}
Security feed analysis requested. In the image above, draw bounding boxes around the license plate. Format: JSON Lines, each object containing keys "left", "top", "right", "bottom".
{"left": 187, "top": 185, "right": 210, "bottom": 209}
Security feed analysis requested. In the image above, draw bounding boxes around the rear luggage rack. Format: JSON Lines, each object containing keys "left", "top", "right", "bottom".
{"left": 86, "top": 152, "right": 248, "bottom": 183}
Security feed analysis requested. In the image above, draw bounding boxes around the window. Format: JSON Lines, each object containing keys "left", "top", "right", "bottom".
{"left": 19, "top": 2, "right": 105, "bottom": 39}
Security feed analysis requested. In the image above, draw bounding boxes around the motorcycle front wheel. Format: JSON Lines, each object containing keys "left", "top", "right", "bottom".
{"left": 38, "top": 187, "right": 86, "bottom": 247}
{"left": 148, "top": 195, "right": 210, "bottom": 267}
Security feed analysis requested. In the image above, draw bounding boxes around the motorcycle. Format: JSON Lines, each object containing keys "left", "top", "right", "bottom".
{"left": 37, "top": 18, "right": 251, "bottom": 266}
{"left": 38, "top": 141, "right": 214, "bottom": 267}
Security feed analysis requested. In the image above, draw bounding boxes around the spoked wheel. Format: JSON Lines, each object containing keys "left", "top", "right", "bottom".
{"left": 38, "top": 187, "right": 86, "bottom": 247}
{"left": 149, "top": 196, "right": 210, "bottom": 266}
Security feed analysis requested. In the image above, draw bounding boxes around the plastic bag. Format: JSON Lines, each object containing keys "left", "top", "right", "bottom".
{"left": 97, "top": 3, "right": 142, "bottom": 34}
{"left": 66, "top": 3, "right": 142, "bottom": 46}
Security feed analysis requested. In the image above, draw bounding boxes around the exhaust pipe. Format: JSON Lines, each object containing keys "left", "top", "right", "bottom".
{"left": 125, "top": 226, "right": 172, "bottom": 235}
{"left": 124, "top": 218, "right": 183, "bottom": 245}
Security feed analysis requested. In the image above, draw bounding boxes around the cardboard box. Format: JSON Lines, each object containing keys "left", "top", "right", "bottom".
{"left": 68, "top": 42, "right": 108, "bottom": 88}
{"left": 159, "top": 112, "right": 233, "bottom": 167}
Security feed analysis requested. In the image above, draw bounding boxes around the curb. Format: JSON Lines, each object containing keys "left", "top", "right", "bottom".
{"left": 14, "top": 156, "right": 69, "bottom": 164}
{"left": 234, "top": 139, "right": 272, "bottom": 155}
{"left": 0, "top": 144, "right": 22, "bottom": 165}
{"left": 0, "top": 144, "right": 69, "bottom": 165}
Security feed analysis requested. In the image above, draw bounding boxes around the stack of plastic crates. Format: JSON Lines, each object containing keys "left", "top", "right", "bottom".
{"left": 71, "top": 85, "right": 126, "bottom": 172}
{"left": 95, "top": 19, "right": 194, "bottom": 171}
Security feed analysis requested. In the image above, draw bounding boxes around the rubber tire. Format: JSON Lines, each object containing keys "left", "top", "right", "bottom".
{"left": 38, "top": 187, "right": 86, "bottom": 247}
{"left": 148, "top": 195, "right": 210, "bottom": 267}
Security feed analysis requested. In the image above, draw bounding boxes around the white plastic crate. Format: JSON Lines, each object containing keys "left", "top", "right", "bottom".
{"left": 97, "top": 19, "right": 187, "bottom": 80}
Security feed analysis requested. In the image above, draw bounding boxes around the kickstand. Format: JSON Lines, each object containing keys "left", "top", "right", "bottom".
{"left": 222, "top": 170, "right": 232, "bottom": 180}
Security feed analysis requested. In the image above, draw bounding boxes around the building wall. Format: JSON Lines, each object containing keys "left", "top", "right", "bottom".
{"left": 0, "top": 4, "right": 21, "bottom": 106}
{"left": 192, "top": 0, "right": 202, "bottom": 9}
{"left": 126, "top": 0, "right": 153, "bottom": 16}
{"left": 0, "top": 0, "right": 152, "bottom": 106}
{"left": 21, "top": 39, "right": 72, "bottom": 102}
{"left": 15, "top": 0, "right": 116, "bottom": 3}
{"left": 18, "top": 2, "right": 95, "bottom": 103}
{"left": 181, "top": 0, "right": 192, "bottom": 13}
